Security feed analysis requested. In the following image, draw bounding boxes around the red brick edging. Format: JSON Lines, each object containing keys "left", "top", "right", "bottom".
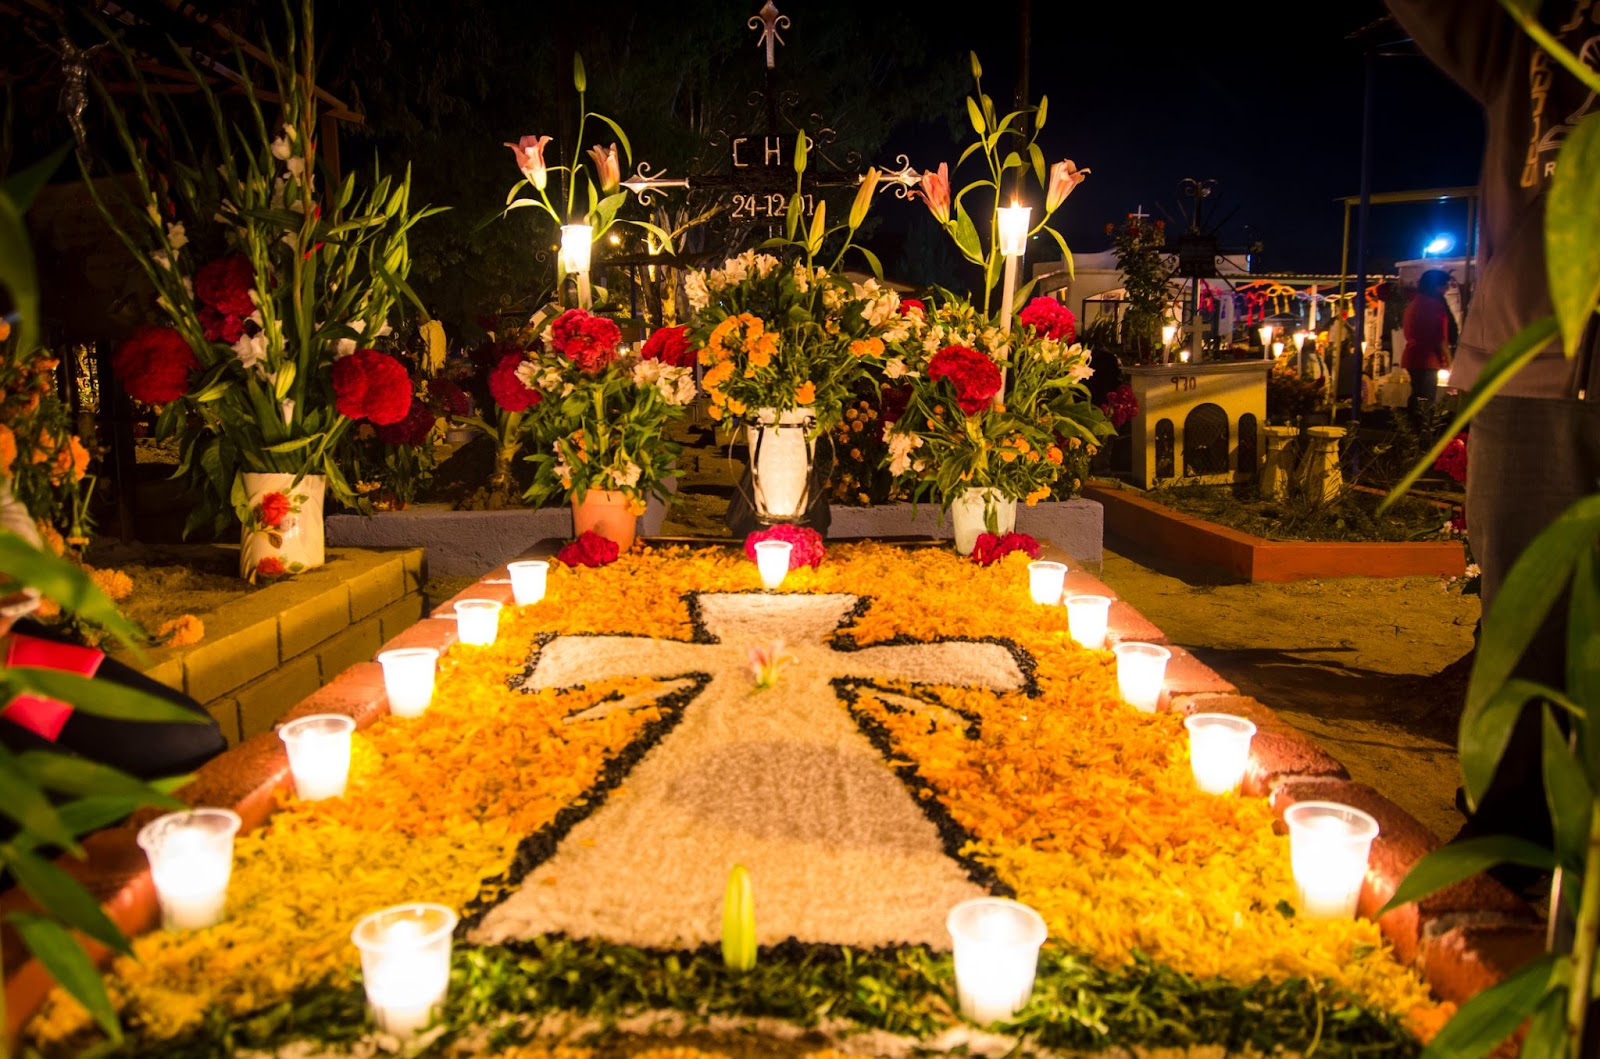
{"left": 2, "top": 542, "right": 1535, "bottom": 1048}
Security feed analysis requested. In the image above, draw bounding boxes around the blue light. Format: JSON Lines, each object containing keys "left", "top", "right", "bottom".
{"left": 1423, "top": 233, "right": 1455, "bottom": 256}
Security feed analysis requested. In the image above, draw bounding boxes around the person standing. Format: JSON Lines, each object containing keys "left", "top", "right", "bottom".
{"left": 1401, "top": 269, "right": 1453, "bottom": 412}
{"left": 1382, "top": 0, "right": 1600, "bottom": 854}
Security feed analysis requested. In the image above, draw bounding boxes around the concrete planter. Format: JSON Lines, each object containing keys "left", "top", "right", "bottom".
{"left": 826, "top": 498, "right": 1104, "bottom": 564}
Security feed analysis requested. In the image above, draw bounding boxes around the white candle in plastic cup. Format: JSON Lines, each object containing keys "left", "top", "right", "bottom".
{"left": 278, "top": 714, "right": 356, "bottom": 800}
{"left": 454, "top": 598, "right": 502, "bottom": 646}
{"left": 1027, "top": 561, "right": 1067, "bottom": 606}
{"left": 506, "top": 560, "right": 549, "bottom": 606}
{"left": 946, "top": 897, "right": 1047, "bottom": 1025}
{"left": 137, "top": 808, "right": 242, "bottom": 930}
{"left": 377, "top": 648, "right": 438, "bottom": 719}
{"left": 1283, "top": 801, "right": 1380, "bottom": 919}
{"left": 1184, "top": 713, "right": 1257, "bottom": 794}
{"left": 1114, "top": 641, "right": 1171, "bottom": 713}
{"left": 1436, "top": 367, "right": 1451, "bottom": 389}
{"left": 754, "top": 540, "right": 792, "bottom": 590}
{"left": 1065, "top": 594, "right": 1111, "bottom": 650}
{"left": 352, "top": 902, "right": 458, "bottom": 1037}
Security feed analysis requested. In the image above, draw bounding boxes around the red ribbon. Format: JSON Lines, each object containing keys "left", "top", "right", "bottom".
{"left": 2, "top": 633, "right": 105, "bottom": 741}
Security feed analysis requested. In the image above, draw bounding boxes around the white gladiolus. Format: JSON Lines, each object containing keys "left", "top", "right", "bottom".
{"left": 684, "top": 270, "right": 710, "bottom": 311}
{"left": 884, "top": 358, "right": 912, "bottom": 380}
{"left": 232, "top": 332, "right": 268, "bottom": 372}
{"left": 609, "top": 461, "right": 642, "bottom": 489}
{"left": 166, "top": 223, "right": 188, "bottom": 251}
{"left": 887, "top": 431, "right": 924, "bottom": 477}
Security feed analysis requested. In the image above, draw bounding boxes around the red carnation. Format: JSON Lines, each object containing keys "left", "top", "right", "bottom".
{"left": 375, "top": 397, "right": 436, "bottom": 446}
{"left": 900, "top": 298, "right": 926, "bottom": 317}
{"left": 194, "top": 255, "right": 257, "bottom": 317}
{"left": 971, "top": 531, "right": 1041, "bottom": 567}
{"left": 111, "top": 324, "right": 198, "bottom": 405}
{"left": 199, "top": 305, "right": 246, "bottom": 344}
{"left": 259, "top": 491, "right": 291, "bottom": 528}
{"left": 927, "top": 345, "right": 1002, "bottom": 415}
{"left": 549, "top": 309, "right": 622, "bottom": 374}
{"left": 1433, "top": 432, "right": 1468, "bottom": 484}
{"left": 488, "top": 351, "right": 541, "bottom": 412}
{"left": 331, "top": 349, "right": 413, "bottom": 425}
{"left": 254, "top": 556, "right": 286, "bottom": 578}
{"left": 744, "top": 524, "right": 825, "bottom": 570}
{"left": 1017, "top": 297, "right": 1076, "bottom": 342}
{"left": 640, "top": 325, "right": 696, "bottom": 368}
{"left": 557, "top": 530, "right": 620, "bottom": 568}
{"left": 428, "top": 378, "right": 472, "bottom": 418}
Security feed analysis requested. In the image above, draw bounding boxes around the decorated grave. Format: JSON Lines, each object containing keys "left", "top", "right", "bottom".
{"left": 10, "top": 537, "right": 1538, "bottom": 1058}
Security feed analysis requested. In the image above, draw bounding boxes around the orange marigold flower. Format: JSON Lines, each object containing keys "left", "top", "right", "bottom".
{"left": 1025, "top": 485, "right": 1051, "bottom": 505}
{"left": 157, "top": 614, "right": 205, "bottom": 647}
{"left": 0, "top": 319, "right": 10, "bottom": 341}
{"left": 0, "top": 424, "right": 16, "bottom": 476}
{"left": 849, "top": 337, "right": 885, "bottom": 358}
{"left": 1046, "top": 445, "right": 1063, "bottom": 465}
{"left": 795, "top": 381, "right": 816, "bottom": 405}
{"left": 87, "top": 566, "right": 134, "bottom": 602}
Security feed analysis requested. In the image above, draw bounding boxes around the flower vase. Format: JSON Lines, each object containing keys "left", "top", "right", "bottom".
{"left": 745, "top": 408, "right": 815, "bottom": 522}
{"left": 572, "top": 489, "right": 637, "bottom": 551}
{"left": 949, "top": 488, "right": 1016, "bottom": 556}
{"left": 240, "top": 472, "right": 326, "bottom": 581}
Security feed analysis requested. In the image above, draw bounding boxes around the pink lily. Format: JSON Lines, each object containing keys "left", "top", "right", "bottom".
{"left": 748, "top": 640, "right": 797, "bottom": 691}
{"left": 913, "top": 162, "right": 951, "bottom": 226}
{"left": 1045, "top": 159, "right": 1090, "bottom": 213}
{"left": 505, "top": 135, "right": 552, "bottom": 190}
{"left": 589, "top": 143, "right": 621, "bottom": 193}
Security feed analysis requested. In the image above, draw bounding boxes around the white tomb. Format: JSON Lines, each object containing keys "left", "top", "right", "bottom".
{"left": 1122, "top": 362, "right": 1270, "bottom": 488}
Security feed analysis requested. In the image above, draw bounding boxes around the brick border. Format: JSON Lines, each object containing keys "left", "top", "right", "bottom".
{"left": 2, "top": 540, "right": 1536, "bottom": 1048}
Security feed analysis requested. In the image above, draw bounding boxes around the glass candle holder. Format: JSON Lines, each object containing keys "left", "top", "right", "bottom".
{"left": 946, "top": 897, "right": 1047, "bottom": 1025}
{"left": 137, "top": 808, "right": 242, "bottom": 930}
{"left": 1065, "top": 594, "right": 1111, "bottom": 650}
{"left": 1184, "top": 713, "right": 1257, "bottom": 794}
{"left": 1027, "top": 561, "right": 1067, "bottom": 605}
{"left": 1283, "top": 801, "right": 1380, "bottom": 919}
{"left": 352, "top": 902, "right": 459, "bottom": 1037}
{"left": 278, "top": 714, "right": 356, "bottom": 800}
{"left": 754, "top": 540, "right": 792, "bottom": 590}
{"left": 454, "top": 598, "right": 503, "bottom": 646}
{"left": 1113, "top": 641, "right": 1171, "bottom": 712}
{"left": 506, "top": 560, "right": 550, "bottom": 606}
{"left": 377, "top": 648, "right": 439, "bottom": 719}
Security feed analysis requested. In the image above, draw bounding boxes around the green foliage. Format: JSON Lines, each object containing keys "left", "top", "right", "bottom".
{"left": 1106, "top": 214, "right": 1172, "bottom": 363}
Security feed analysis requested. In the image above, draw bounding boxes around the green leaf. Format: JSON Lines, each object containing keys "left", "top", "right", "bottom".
{"left": 1517, "top": 989, "right": 1570, "bottom": 1059}
{"left": 951, "top": 205, "right": 984, "bottom": 264}
{"left": 0, "top": 846, "right": 131, "bottom": 955}
{"left": 572, "top": 53, "right": 587, "bottom": 93}
{"left": 0, "top": 751, "right": 80, "bottom": 853}
{"left": 1041, "top": 224, "right": 1076, "bottom": 279}
{"left": 3, "top": 669, "right": 208, "bottom": 725}
{"left": 1545, "top": 111, "right": 1600, "bottom": 355}
{"left": 0, "top": 184, "right": 42, "bottom": 355}
{"left": 12, "top": 752, "right": 186, "bottom": 807}
{"left": 1568, "top": 548, "right": 1600, "bottom": 778}
{"left": 1541, "top": 705, "right": 1592, "bottom": 872}
{"left": 8, "top": 912, "right": 123, "bottom": 1041}
{"left": 852, "top": 245, "right": 885, "bottom": 283}
{"left": 2, "top": 144, "right": 71, "bottom": 212}
{"left": 1028, "top": 142, "right": 1046, "bottom": 188}
{"left": 1379, "top": 835, "right": 1556, "bottom": 914}
{"left": 625, "top": 219, "right": 676, "bottom": 255}
{"left": 966, "top": 96, "right": 986, "bottom": 137}
{"left": 0, "top": 535, "right": 144, "bottom": 650}
{"left": 1420, "top": 952, "right": 1564, "bottom": 1059}
{"left": 1461, "top": 678, "right": 1556, "bottom": 807}
{"left": 588, "top": 112, "right": 633, "bottom": 166}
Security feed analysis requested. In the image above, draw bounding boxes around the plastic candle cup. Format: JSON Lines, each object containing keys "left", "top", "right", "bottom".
{"left": 1114, "top": 641, "right": 1171, "bottom": 712}
{"left": 1283, "top": 801, "right": 1380, "bottom": 919}
{"left": 454, "top": 598, "right": 503, "bottom": 646}
{"left": 1184, "top": 713, "right": 1257, "bottom": 794}
{"left": 1437, "top": 367, "right": 1452, "bottom": 389}
{"left": 754, "top": 540, "right": 793, "bottom": 589}
{"left": 996, "top": 204, "right": 1032, "bottom": 257}
{"left": 377, "top": 648, "right": 439, "bottom": 719}
{"left": 559, "top": 223, "right": 593, "bottom": 273}
{"left": 278, "top": 714, "right": 356, "bottom": 800}
{"left": 352, "top": 903, "right": 459, "bottom": 1037}
{"left": 506, "top": 560, "right": 550, "bottom": 606}
{"left": 1065, "top": 594, "right": 1112, "bottom": 650}
{"left": 1027, "top": 561, "right": 1067, "bottom": 605}
{"left": 946, "top": 897, "right": 1048, "bottom": 1025}
{"left": 136, "top": 809, "right": 242, "bottom": 930}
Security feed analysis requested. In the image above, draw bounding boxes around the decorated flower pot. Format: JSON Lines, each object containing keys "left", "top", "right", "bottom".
{"left": 572, "top": 489, "right": 637, "bottom": 551}
{"left": 949, "top": 487, "right": 1016, "bottom": 556}
{"left": 240, "top": 472, "right": 326, "bottom": 581}
{"left": 746, "top": 408, "right": 815, "bottom": 522}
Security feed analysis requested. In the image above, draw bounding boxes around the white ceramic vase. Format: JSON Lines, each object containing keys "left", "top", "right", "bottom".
{"left": 745, "top": 408, "right": 815, "bottom": 522}
{"left": 240, "top": 472, "right": 326, "bottom": 580}
{"left": 949, "top": 487, "right": 1016, "bottom": 555}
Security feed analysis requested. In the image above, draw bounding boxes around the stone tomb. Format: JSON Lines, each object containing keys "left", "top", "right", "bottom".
{"left": 1123, "top": 361, "right": 1270, "bottom": 489}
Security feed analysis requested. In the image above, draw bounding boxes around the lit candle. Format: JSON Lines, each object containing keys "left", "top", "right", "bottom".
{"left": 1183, "top": 713, "right": 1257, "bottom": 794}
{"left": 996, "top": 204, "right": 1032, "bottom": 258}
{"left": 136, "top": 809, "right": 242, "bottom": 930}
{"left": 1161, "top": 322, "right": 1178, "bottom": 349}
{"left": 1283, "top": 801, "right": 1380, "bottom": 919}
{"left": 278, "top": 714, "right": 356, "bottom": 800}
{"left": 1027, "top": 561, "right": 1067, "bottom": 605}
{"left": 1272, "top": 341, "right": 1284, "bottom": 358}
{"left": 946, "top": 897, "right": 1047, "bottom": 1025}
{"left": 753, "top": 540, "right": 792, "bottom": 589}
{"left": 1178, "top": 349, "right": 1191, "bottom": 364}
{"left": 1258, "top": 323, "right": 1274, "bottom": 357}
{"left": 1113, "top": 641, "right": 1171, "bottom": 712}
{"left": 1064, "top": 594, "right": 1111, "bottom": 650}
{"left": 1436, "top": 367, "right": 1451, "bottom": 389}
{"left": 454, "top": 598, "right": 503, "bottom": 646}
{"left": 377, "top": 648, "right": 439, "bottom": 719}
{"left": 506, "top": 560, "right": 550, "bottom": 606}
{"left": 352, "top": 903, "right": 459, "bottom": 1037}
{"left": 561, "top": 223, "right": 594, "bottom": 308}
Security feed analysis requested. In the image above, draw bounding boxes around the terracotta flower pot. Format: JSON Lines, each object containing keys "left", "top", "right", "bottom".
{"left": 571, "top": 489, "right": 637, "bottom": 551}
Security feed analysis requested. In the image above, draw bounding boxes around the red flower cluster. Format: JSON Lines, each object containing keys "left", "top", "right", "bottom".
{"left": 111, "top": 324, "right": 199, "bottom": 404}
{"left": 743, "top": 524, "right": 825, "bottom": 570}
{"left": 259, "top": 492, "right": 291, "bottom": 528}
{"left": 550, "top": 308, "right": 622, "bottom": 374}
{"left": 1433, "top": 432, "right": 1468, "bottom": 484}
{"left": 331, "top": 349, "right": 412, "bottom": 425}
{"left": 375, "top": 397, "right": 436, "bottom": 446}
{"left": 195, "top": 256, "right": 258, "bottom": 318}
{"left": 254, "top": 556, "right": 286, "bottom": 579}
{"left": 557, "top": 530, "right": 620, "bottom": 568}
{"left": 927, "top": 345, "right": 1002, "bottom": 415}
{"left": 200, "top": 306, "right": 246, "bottom": 344}
{"left": 427, "top": 378, "right": 472, "bottom": 418}
{"left": 900, "top": 298, "right": 926, "bottom": 317}
{"left": 641, "top": 326, "right": 696, "bottom": 368}
{"left": 1099, "top": 382, "right": 1139, "bottom": 428}
{"left": 488, "top": 351, "right": 541, "bottom": 412}
{"left": 1017, "top": 297, "right": 1076, "bottom": 342}
{"left": 970, "top": 531, "right": 1041, "bottom": 566}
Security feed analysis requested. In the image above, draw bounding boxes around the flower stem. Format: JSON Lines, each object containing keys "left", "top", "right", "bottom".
{"left": 1565, "top": 796, "right": 1600, "bottom": 1055}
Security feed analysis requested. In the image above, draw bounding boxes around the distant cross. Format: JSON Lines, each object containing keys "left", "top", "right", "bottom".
{"left": 1131, "top": 204, "right": 1150, "bottom": 222}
